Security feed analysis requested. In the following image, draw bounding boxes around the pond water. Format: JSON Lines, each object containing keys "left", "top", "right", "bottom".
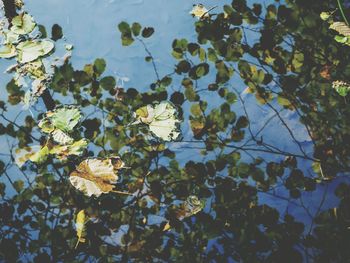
{"left": 1, "top": 0, "right": 350, "bottom": 262}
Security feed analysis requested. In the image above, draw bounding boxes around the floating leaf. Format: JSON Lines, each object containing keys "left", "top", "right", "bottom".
{"left": 320, "top": 12, "right": 331, "bottom": 21}
{"left": 190, "top": 4, "right": 210, "bottom": 19}
{"left": 17, "top": 60, "right": 47, "bottom": 79}
{"left": 176, "top": 195, "right": 204, "bottom": 220}
{"left": 65, "top": 44, "right": 74, "bottom": 51}
{"left": 29, "top": 146, "right": 50, "bottom": 164}
{"left": 11, "top": 13, "right": 36, "bottom": 35}
{"left": 163, "top": 222, "right": 171, "bottom": 231}
{"left": 134, "top": 101, "right": 181, "bottom": 141}
{"left": 51, "top": 129, "right": 74, "bottom": 145}
{"left": 49, "top": 106, "right": 81, "bottom": 132}
{"left": 75, "top": 210, "right": 88, "bottom": 249}
{"left": 69, "top": 157, "right": 125, "bottom": 197}
{"left": 39, "top": 106, "right": 82, "bottom": 138}
{"left": 330, "top": 22, "right": 350, "bottom": 37}
{"left": 0, "top": 44, "right": 16, "bottom": 59}
{"left": 4, "top": 31, "right": 20, "bottom": 44}
{"left": 332, "top": 80, "right": 350, "bottom": 96}
{"left": 15, "top": 0, "right": 24, "bottom": 8}
{"left": 14, "top": 139, "right": 87, "bottom": 167}
{"left": 49, "top": 139, "right": 88, "bottom": 160}
{"left": 16, "top": 40, "right": 54, "bottom": 63}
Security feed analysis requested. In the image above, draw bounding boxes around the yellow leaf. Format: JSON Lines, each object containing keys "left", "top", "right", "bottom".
{"left": 163, "top": 222, "right": 171, "bottom": 231}
{"left": 75, "top": 210, "right": 88, "bottom": 249}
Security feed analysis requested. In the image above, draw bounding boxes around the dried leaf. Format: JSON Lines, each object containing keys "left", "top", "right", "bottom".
{"left": 330, "top": 22, "right": 350, "bottom": 37}
{"left": 69, "top": 157, "right": 125, "bottom": 197}
{"left": 134, "top": 101, "right": 181, "bottom": 141}
{"left": 176, "top": 195, "right": 204, "bottom": 220}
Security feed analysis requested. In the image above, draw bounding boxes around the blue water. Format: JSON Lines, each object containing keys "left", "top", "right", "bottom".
{"left": 1, "top": 0, "right": 350, "bottom": 261}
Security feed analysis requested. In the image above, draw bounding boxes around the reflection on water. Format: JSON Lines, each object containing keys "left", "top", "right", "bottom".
{"left": 1, "top": 0, "right": 350, "bottom": 262}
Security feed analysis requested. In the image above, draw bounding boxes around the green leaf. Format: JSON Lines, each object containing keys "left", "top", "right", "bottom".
{"left": 334, "top": 35, "right": 348, "bottom": 44}
{"left": 118, "top": 21, "right": 131, "bottom": 34}
{"left": 16, "top": 40, "right": 54, "bottom": 63}
{"left": 131, "top": 22, "right": 142, "bottom": 36}
{"left": 11, "top": 13, "right": 36, "bottom": 35}
{"left": 39, "top": 106, "right": 82, "bottom": 134}
{"left": 100, "top": 76, "right": 116, "bottom": 90}
{"left": 118, "top": 22, "right": 134, "bottom": 46}
{"left": 29, "top": 146, "right": 50, "bottom": 164}
{"left": 94, "top": 58, "right": 106, "bottom": 76}
{"left": 0, "top": 45, "right": 17, "bottom": 59}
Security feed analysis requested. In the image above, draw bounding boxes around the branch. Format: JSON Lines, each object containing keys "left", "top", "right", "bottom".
{"left": 2, "top": 0, "right": 16, "bottom": 22}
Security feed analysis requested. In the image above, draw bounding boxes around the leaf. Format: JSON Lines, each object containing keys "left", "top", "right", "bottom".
{"left": 0, "top": 44, "right": 17, "bottom": 59}
{"left": 176, "top": 195, "right": 204, "bottom": 220}
{"left": 10, "top": 13, "right": 36, "bottom": 35}
{"left": 4, "top": 31, "right": 20, "bottom": 44}
{"left": 141, "top": 27, "right": 154, "bottom": 38}
{"left": 163, "top": 222, "right": 171, "bottom": 231}
{"left": 334, "top": 35, "right": 348, "bottom": 43}
{"left": 69, "top": 157, "right": 125, "bottom": 197}
{"left": 51, "top": 129, "right": 74, "bottom": 145}
{"left": 75, "top": 210, "right": 88, "bottom": 249}
{"left": 332, "top": 80, "right": 350, "bottom": 96}
{"left": 134, "top": 101, "right": 181, "bottom": 141}
{"left": 330, "top": 22, "right": 350, "bottom": 37}
{"left": 16, "top": 40, "right": 54, "bottom": 63}
{"left": 50, "top": 139, "right": 88, "bottom": 160}
{"left": 190, "top": 4, "right": 210, "bottom": 19}
{"left": 29, "top": 146, "right": 50, "bottom": 164}
{"left": 94, "top": 58, "right": 106, "bottom": 76}
{"left": 51, "top": 24, "right": 63, "bottom": 41}
{"left": 118, "top": 22, "right": 134, "bottom": 46}
{"left": 39, "top": 106, "right": 82, "bottom": 134}
{"left": 131, "top": 22, "right": 142, "bottom": 36}
{"left": 320, "top": 12, "right": 331, "bottom": 21}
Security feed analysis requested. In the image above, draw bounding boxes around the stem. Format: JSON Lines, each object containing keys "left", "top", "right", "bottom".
{"left": 337, "top": 0, "right": 350, "bottom": 25}
{"left": 112, "top": 190, "right": 133, "bottom": 196}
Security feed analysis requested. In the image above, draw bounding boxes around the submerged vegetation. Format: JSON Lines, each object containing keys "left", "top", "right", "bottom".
{"left": 1, "top": 0, "right": 350, "bottom": 262}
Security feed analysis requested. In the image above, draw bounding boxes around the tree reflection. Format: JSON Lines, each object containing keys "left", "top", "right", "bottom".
{"left": 1, "top": 0, "right": 350, "bottom": 262}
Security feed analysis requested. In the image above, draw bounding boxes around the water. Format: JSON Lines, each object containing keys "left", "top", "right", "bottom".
{"left": 1, "top": 0, "right": 350, "bottom": 262}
